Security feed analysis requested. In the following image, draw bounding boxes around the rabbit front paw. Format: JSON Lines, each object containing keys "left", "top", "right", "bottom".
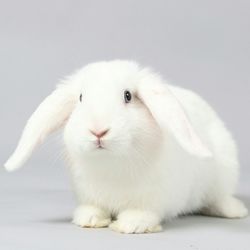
{"left": 73, "top": 205, "right": 111, "bottom": 228}
{"left": 109, "top": 210, "right": 162, "bottom": 234}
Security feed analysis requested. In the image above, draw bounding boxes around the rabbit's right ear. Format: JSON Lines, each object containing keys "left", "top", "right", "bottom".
{"left": 4, "top": 83, "right": 78, "bottom": 171}
{"left": 137, "top": 71, "right": 212, "bottom": 158}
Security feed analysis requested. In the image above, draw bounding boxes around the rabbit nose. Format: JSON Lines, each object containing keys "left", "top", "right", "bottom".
{"left": 90, "top": 129, "right": 109, "bottom": 139}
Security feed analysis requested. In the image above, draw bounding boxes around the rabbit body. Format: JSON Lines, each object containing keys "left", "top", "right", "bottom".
{"left": 5, "top": 61, "right": 248, "bottom": 233}
{"left": 66, "top": 84, "right": 247, "bottom": 233}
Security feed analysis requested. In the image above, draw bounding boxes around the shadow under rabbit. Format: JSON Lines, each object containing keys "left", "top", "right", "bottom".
{"left": 39, "top": 195, "right": 249, "bottom": 234}
{"left": 163, "top": 195, "right": 250, "bottom": 233}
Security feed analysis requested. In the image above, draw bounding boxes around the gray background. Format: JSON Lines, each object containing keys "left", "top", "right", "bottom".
{"left": 0, "top": 0, "right": 249, "bottom": 249}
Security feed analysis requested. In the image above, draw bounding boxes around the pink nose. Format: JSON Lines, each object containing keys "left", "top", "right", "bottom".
{"left": 90, "top": 129, "right": 109, "bottom": 139}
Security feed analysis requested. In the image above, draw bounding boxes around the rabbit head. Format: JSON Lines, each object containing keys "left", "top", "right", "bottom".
{"left": 4, "top": 60, "right": 212, "bottom": 171}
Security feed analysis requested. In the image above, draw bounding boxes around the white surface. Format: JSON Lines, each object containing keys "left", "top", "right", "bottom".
{"left": 0, "top": 165, "right": 249, "bottom": 250}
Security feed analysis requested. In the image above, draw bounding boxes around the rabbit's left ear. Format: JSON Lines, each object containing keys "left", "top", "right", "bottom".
{"left": 137, "top": 74, "right": 212, "bottom": 158}
{"left": 4, "top": 83, "right": 78, "bottom": 171}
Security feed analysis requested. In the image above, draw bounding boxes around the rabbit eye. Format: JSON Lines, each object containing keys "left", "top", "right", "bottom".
{"left": 79, "top": 94, "right": 82, "bottom": 102}
{"left": 124, "top": 90, "right": 132, "bottom": 103}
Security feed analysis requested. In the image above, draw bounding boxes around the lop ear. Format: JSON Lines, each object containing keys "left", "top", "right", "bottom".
{"left": 4, "top": 83, "right": 78, "bottom": 171}
{"left": 137, "top": 73, "right": 212, "bottom": 158}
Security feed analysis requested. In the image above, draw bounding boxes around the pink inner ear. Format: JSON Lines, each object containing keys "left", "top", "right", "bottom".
{"left": 4, "top": 84, "right": 78, "bottom": 171}
{"left": 138, "top": 81, "right": 212, "bottom": 158}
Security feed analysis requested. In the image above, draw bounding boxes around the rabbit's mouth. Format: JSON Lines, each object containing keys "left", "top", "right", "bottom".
{"left": 95, "top": 139, "right": 106, "bottom": 150}
{"left": 96, "top": 144, "right": 105, "bottom": 150}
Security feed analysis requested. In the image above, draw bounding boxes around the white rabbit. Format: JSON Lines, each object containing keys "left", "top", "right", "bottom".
{"left": 4, "top": 60, "right": 248, "bottom": 234}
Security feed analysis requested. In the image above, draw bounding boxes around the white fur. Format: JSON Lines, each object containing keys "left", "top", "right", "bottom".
{"left": 4, "top": 60, "right": 248, "bottom": 233}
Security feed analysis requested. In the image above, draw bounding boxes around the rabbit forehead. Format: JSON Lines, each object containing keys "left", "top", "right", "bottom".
{"left": 75, "top": 60, "right": 140, "bottom": 92}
